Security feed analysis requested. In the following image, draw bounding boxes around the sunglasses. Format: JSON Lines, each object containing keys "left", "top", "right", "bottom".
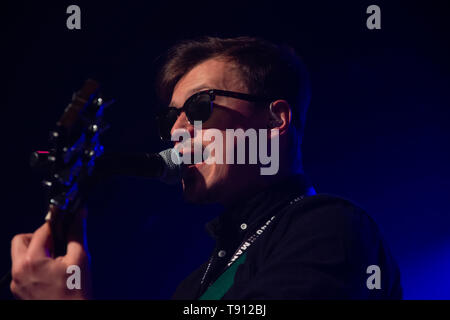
{"left": 157, "top": 89, "right": 272, "bottom": 141}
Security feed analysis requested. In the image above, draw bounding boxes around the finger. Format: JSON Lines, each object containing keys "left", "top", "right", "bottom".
{"left": 10, "top": 280, "right": 20, "bottom": 300}
{"left": 27, "top": 222, "right": 53, "bottom": 259}
{"left": 11, "top": 233, "right": 33, "bottom": 263}
{"left": 66, "top": 208, "right": 88, "bottom": 260}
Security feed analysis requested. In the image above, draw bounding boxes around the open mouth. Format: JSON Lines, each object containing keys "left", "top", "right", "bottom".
{"left": 187, "top": 161, "right": 206, "bottom": 168}
{"left": 185, "top": 159, "right": 207, "bottom": 171}
{"left": 177, "top": 144, "right": 211, "bottom": 167}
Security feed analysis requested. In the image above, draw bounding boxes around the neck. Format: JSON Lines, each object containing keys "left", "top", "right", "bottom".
{"left": 220, "top": 168, "right": 304, "bottom": 209}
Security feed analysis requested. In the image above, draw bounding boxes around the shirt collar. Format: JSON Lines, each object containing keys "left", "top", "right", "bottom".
{"left": 205, "top": 174, "right": 314, "bottom": 240}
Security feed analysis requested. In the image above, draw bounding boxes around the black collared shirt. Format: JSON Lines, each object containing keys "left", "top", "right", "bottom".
{"left": 172, "top": 175, "right": 402, "bottom": 299}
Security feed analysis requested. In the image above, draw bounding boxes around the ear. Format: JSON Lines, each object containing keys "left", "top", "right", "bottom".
{"left": 267, "top": 100, "right": 291, "bottom": 136}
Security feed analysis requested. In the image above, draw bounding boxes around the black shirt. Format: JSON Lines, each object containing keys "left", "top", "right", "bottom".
{"left": 172, "top": 175, "right": 402, "bottom": 299}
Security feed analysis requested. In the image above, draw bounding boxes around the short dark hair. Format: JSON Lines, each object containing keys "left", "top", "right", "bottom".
{"left": 156, "top": 36, "right": 311, "bottom": 142}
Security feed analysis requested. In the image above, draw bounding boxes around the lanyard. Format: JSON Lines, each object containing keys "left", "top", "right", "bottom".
{"left": 226, "top": 215, "right": 276, "bottom": 267}
{"left": 199, "top": 194, "right": 305, "bottom": 287}
{"left": 200, "top": 215, "right": 276, "bottom": 286}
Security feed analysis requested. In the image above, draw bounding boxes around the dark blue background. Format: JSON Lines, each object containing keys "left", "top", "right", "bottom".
{"left": 1, "top": 0, "right": 449, "bottom": 299}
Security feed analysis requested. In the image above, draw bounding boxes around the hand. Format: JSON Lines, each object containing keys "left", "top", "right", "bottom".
{"left": 10, "top": 209, "right": 92, "bottom": 300}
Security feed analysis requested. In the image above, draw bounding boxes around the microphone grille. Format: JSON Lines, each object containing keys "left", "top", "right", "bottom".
{"left": 158, "top": 148, "right": 182, "bottom": 185}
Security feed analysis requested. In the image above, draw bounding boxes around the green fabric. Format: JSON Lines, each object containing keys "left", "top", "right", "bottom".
{"left": 199, "top": 253, "right": 247, "bottom": 300}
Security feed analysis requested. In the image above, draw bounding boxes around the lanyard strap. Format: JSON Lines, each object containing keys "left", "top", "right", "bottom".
{"left": 199, "top": 194, "right": 306, "bottom": 289}
{"left": 226, "top": 215, "right": 276, "bottom": 267}
{"left": 199, "top": 252, "right": 248, "bottom": 300}
{"left": 199, "top": 215, "right": 276, "bottom": 286}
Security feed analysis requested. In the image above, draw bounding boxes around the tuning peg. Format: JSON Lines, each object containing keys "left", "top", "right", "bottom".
{"left": 95, "top": 97, "right": 103, "bottom": 106}
{"left": 93, "top": 97, "right": 115, "bottom": 109}
{"left": 42, "top": 180, "right": 53, "bottom": 188}
{"left": 88, "top": 124, "right": 99, "bottom": 133}
{"left": 49, "top": 129, "right": 66, "bottom": 143}
{"left": 87, "top": 122, "right": 110, "bottom": 135}
{"left": 49, "top": 195, "right": 68, "bottom": 210}
{"left": 54, "top": 170, "right": 73, "bottom": 186}
{"left": 94, "top": 94, "right": 114, "bottom": 105}
{"left": 84, "top": 149, "right": 96, "bottom": 158}
{"left": 30, "top": 151, "right": 56, "bottom": 168}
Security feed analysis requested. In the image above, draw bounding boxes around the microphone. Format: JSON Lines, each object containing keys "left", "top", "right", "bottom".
{"left": 94, "top": 148, "right": 182, "bottom": 185}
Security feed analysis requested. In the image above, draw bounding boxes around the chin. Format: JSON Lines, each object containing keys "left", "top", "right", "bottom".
{"left": 181, "top": 163, "right": 227, "bottom": 204}
{"left": 182, "top": 179, "right": 205, "bottom": 203}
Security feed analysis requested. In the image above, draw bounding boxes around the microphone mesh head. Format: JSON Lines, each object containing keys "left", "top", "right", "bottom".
{"left": 158, "top": 148, "right": 182, "bottom": 185}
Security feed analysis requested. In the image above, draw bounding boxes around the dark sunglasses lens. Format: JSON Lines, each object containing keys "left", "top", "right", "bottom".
{"left": 158, "top": 108, "right": 178, "bottom": 141}
{"left": 185, "top": 94, "right": 212, "bottom": 125}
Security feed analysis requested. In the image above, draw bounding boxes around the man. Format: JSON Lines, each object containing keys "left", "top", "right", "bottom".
{"left": 10, "top": 36, "right": 402, "bottom": 299}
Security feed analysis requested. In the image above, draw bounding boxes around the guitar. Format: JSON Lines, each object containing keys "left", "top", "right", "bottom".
{"left": 0, "top": 79, "right": 112, "bottom": 291}
{"left": 28, "top": 79, "right": 113, "bottom": 257}
{"left": 0, "top": 79, "right": 180, "bottom": 291}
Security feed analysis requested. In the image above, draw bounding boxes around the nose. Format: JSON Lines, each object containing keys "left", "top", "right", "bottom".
{"left": 170, "top": 111, "right": 194, "bottom": 141}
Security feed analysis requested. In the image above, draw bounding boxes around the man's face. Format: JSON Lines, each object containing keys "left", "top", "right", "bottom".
{"left": 169, "top": 58, "right": 268, "bottom": 204}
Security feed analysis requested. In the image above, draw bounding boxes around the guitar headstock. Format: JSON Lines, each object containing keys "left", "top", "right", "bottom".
{"left": 30, "top": 79, "right": 114, "bottom": 256}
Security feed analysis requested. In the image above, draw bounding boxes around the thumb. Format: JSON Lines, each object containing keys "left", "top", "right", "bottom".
{"left": 27, "top": 222, "right": 53, "bottom": 259}
{"left": 65, "top": 208, "right": 89, "bottom": 261}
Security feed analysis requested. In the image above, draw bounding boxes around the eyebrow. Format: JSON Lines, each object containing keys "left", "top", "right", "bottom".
{"left": 188, "top": 85, "right": 211, "bottom": 96}
{"left": 169, "top": 84, "right": 212, "bottom": 108}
